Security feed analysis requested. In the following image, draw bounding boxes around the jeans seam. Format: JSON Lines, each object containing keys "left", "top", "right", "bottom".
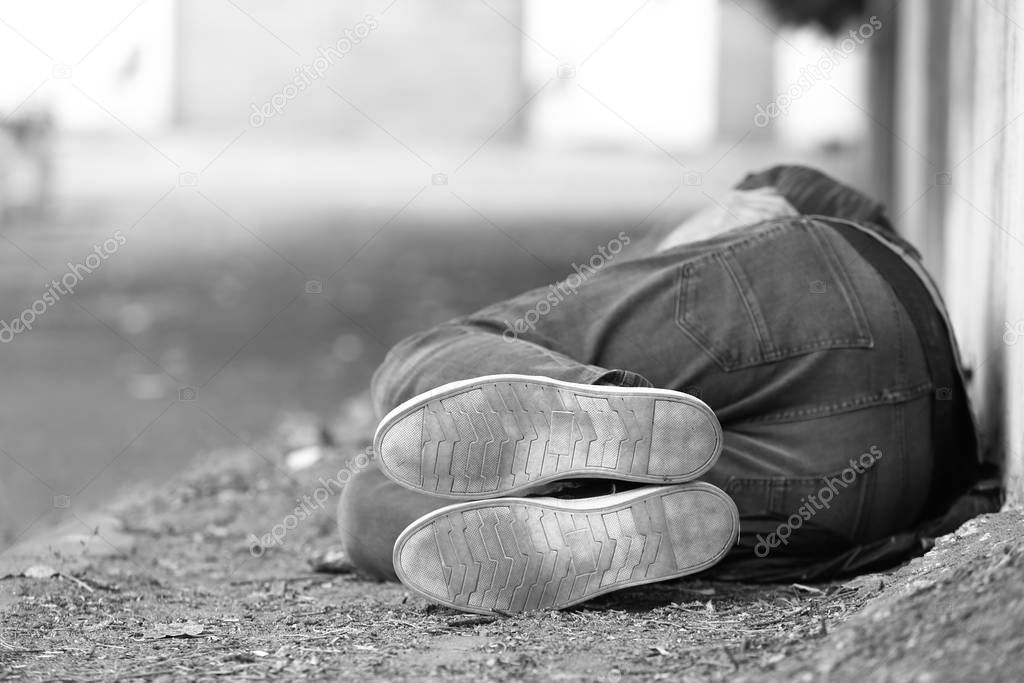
{"left": 888, "top": 281, "right": 908, "bottom": 386}
{"left": 806, "top": 218, "right": 874, "bottom": 344}
{"left": 675, "top": 220, "right": 876, "bottom": 371}
{"left": 852, "top": 456, "right": 873, "bottom": 541}
{"left": 851, "top": 411, "right": 885, "bottom": 540}
{"left": 731, "top": 381, "right": 933, "bottom": 424}
{"left": 728, "top": 467, "right": 876, "bottom": 532}
{"left": 675, "top": 261, "right": 739, "bottom": 365}
{"left": 720, "top": 252, "right": 775, "bottom": 355}
{"left": 896, "top": 401, "right": 906, "bottom": 525}
{"left": 684, "top": 220, "right": 797, "bottom": 268}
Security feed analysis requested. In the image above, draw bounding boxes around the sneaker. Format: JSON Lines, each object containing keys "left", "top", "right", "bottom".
{"left": 392, "top": 482, "right": 739, "bottom": 614}
{"left": 374, "top": 374, "right": 722, "bottom": 499}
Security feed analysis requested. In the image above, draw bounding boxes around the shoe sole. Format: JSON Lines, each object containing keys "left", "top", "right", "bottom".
{"left": 374, "top": 374, "right": 723, "bottom": 498}
{"left": 393, "top": 483, "right": 739, "bottom": 615}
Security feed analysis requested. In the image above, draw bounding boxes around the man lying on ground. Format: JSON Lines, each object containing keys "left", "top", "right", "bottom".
{"left": 337, "top": 165, "right": 1000, "bottom": 615}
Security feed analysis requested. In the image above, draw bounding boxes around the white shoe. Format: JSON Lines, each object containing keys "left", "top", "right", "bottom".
{"left": 374, "top": 374, "right": 723, "bottom": 499}
{"left": 393, "top": 483, "right": 739, "bottom": 615}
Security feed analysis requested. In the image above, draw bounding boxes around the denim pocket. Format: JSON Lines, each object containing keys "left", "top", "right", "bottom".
{"left": 725, "top": 465, "right": 875, "bottom": 543}
{"left": 675, "top": 219, "right": 873, "bottom": 371}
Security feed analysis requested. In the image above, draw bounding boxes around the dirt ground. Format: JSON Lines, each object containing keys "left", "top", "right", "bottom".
{"left": 1, "top": 410, "right": 1021, "bottom": 682}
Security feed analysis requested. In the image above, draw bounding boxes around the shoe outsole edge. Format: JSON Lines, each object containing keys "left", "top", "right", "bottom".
{"left": 392, "top": 482, "right": 739, "bottom": 615}
{"left": 374, "top": 374, "right": 723, "bottom": 498}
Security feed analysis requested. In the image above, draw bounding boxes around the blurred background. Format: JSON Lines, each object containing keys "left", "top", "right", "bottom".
{"left": 1, "top": 1, "right": 1020, "bottom": 549}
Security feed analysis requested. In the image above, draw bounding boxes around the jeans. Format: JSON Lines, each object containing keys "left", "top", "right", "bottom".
{"left": 338, "top": 166, "right": 988, "bottom": 583}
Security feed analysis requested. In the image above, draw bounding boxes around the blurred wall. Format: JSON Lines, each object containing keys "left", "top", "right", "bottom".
{"left": 890, "top": 0, "right": 1024, "bottom": 499}
{"left": 717, "top": 0, "right": 775, "bottom": 141}
{"left": 0, "top": 1, "right": 870, "bottom": 151}
{"left": 524, "top": 0, "right": 719, "bottom": 150}
{"left": 0, "top": 1, "right": 175, "bottom": 131}
{"left": 175, "top": 0, "right": 524, "bottom": 141}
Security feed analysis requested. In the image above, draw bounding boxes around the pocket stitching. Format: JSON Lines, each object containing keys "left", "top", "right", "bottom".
{"left": 804, "top": 219, "right": 874, "bottom": 345}
{"left": 676, "top": 258, "right": 765, "bottom": 368}
{"left": 727, "top": 465, "right": 876, "bottom": 520}
{"left": 719, "top": 253, "right": 775, "bottom": 356}
{"left": 676, "top": 221, "right": 875, "bottom": 370}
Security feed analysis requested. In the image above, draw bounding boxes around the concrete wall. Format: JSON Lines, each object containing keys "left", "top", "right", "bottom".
{"left": 890, "top": 0, "right": 1024, "bottom": 499}
{"left": 176, "top": 0, "right": 524, "bottom": 142}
